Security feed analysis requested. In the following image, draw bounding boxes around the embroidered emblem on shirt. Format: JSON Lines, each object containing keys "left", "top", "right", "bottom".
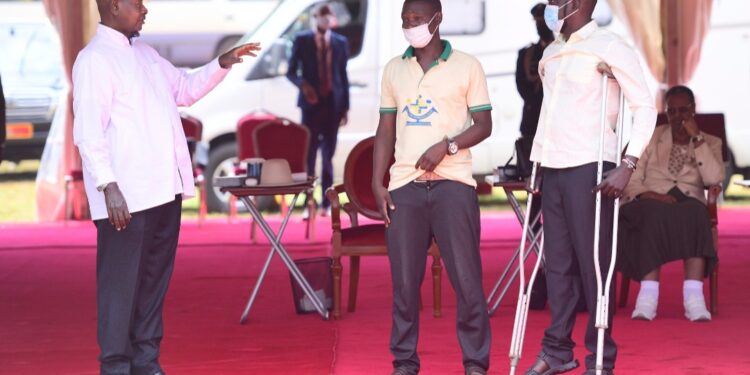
{"left": 402, "top": 95, "right": 438, "bottom": 126}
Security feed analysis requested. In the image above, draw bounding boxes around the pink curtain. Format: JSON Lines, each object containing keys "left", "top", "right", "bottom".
{"left": 36, "top": 0, "right": 97, "bottom": 221}
{"left": 609, "top": 0, "right": 713, "bottom": 89}
{"left": 662, "top": 0, "right": 713, "bottom": 86}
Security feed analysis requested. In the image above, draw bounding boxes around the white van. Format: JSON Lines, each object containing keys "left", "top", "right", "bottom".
{"left": 184, "top": 0, "right": 749, "bottom": 212}
{"left": 139, "top": 0, "right": 280, "bottom": 67}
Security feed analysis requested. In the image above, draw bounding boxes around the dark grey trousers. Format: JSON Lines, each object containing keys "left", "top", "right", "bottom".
{"left": 386, "top": 181, "right": 491, "bottom": 374}
{"left": 95, "top": 196, "right": 182, "bottom": 375}
{"left": 540, "top": 163, "right": 617, "bottom": 370}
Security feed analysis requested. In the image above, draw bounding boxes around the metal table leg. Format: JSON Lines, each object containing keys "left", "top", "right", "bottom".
{"left": 238, "top": 193, "right": 330, "bottom": 323}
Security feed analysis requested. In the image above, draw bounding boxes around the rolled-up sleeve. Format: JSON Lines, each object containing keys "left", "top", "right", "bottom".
{"left": 73, "top": 53, "right": 116, "bottom": 188}
{"left": 606, "top": 39, "right": 656, "bottom": 159}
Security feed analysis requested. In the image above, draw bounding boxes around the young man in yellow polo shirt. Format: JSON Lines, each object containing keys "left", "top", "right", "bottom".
{"left": 372, "top": 1, "right": 493, "bottom": 374}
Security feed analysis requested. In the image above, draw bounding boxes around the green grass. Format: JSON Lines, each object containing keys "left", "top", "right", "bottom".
{"left": 1, "top": 160, "right": 749, "bottom": 223}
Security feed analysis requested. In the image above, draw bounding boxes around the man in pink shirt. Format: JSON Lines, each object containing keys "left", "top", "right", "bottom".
{"left": 73, "top": 1, "right": 259, "bottom": 374}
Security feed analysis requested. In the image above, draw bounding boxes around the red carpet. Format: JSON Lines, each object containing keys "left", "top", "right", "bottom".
{"left": 1, "top": 208, "right": 748, "bottom": 374}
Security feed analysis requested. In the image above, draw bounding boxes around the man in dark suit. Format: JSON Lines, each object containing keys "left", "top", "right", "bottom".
{"left": 286, "top": 3, "right": 350, "bottom": 214}
{"left": 516, "top": 3, "right": 554, "bottom": 154}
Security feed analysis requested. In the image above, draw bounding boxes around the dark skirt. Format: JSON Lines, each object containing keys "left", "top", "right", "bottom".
{"left": 617, "top": 196, "right": 718, "bottom": 280}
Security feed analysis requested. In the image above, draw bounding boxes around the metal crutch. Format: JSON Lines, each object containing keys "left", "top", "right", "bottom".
{"left": 593, "top": 72, "right": 626, "bottom": 375}
{"left": 508, "top": 162, "right": 546, "bottom": 375}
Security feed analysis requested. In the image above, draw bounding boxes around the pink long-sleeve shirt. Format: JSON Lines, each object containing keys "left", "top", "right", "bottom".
{"left": 73, "top": 24, "right": 229, "bottom": 220}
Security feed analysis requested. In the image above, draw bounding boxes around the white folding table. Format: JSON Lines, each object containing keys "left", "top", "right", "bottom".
{"left": 221, "top": 180, "right": 330, "bottom": 323}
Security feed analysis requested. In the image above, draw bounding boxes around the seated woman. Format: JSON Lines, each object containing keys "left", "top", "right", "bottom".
{"left": 619, "top": 85, "right": 724, "bottom": 322}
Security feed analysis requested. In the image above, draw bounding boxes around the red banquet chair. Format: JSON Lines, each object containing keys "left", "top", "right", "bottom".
{"left": 180, "top": 114, "right": 208, "bottom": 226}
{"left": 252, "top": 118, "right": 316, "bottom": 239}
{"left": 326, "top": 136, "right": 443, "bottom": 320}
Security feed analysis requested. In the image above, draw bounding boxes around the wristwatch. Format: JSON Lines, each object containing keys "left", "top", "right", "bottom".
{"left": 97, "top": 182, "right": 111, "bottom": 192}
{"left": 691, "top": 133, "right": 705, "bottom": 144}
{"left": 447, "top": 138, "right": 459, "bottom": 156}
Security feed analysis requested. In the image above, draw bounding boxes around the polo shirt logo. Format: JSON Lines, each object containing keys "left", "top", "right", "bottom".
{"left": 402, "top": 95, "right": 439, "bottom": 126}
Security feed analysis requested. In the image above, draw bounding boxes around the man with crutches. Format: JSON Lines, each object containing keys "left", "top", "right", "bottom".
{"left": 518, "top": 1, "right": 656, "bottom": 374}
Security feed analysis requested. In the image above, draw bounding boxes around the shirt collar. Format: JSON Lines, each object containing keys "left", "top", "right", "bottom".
{"left": 402, "top": 40, "right": 453, "bottom": 61}
{"left": 316, "top": 28, "right": 331, "bottom": 41}
{"left": 560, "top": 20, "right": 598, "bottom": 43}
{"left": 96, "top": 23, "right": 132, "bottom": 48}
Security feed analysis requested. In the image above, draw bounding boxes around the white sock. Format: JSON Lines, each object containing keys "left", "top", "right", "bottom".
{"left": 638, "top": 280, "right": 659, "bottom": 300}
{"left": 683, "top": 280, "right": 704, "bottom": 301}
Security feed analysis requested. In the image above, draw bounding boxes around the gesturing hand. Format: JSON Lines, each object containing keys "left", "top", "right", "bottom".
{"left": 219, "top": 42, "right": 261, "bottom": 68}
{"left": 372, "top": 184, "right": 395, "bottom": 227}
{"left": 103, "top": 183, "right": 132, "bottom": 231}
{"left": 593, "top": 165, "right": 633, "bottom": 199}
{"left": 415, "top": 141, "right": 448, "bottom": 172}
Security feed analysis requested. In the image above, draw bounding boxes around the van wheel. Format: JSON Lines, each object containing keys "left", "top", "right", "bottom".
{"left": 205, "top": 142, "right": 274, "bottom": 213}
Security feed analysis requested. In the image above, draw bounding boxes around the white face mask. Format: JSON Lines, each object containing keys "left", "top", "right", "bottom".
{"left": 402, "top": 13, "right": 438, "bottom": 49}
{"left": 544, "top": 0, "right": 579, "bottom": 34}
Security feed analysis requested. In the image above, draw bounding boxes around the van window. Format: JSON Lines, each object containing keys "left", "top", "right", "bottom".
{"left": 441, "top": 0, "right": 485, "bottom": 36}
{"left": 248, "top": 0, "right": 367, "bottom": 81}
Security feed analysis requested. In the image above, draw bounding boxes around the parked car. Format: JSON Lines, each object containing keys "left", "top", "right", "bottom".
{"left": 139, "top": 0, "right": 280, "bottom": 67}
{"left": 0, "top": 18, "right": 65, "bottom": 163}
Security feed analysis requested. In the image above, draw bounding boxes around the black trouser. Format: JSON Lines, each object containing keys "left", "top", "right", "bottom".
{"left": 95, "top": 196, "right": 182, "bottom": 375}
{"left": 302, "top": 95, "right": 341, "bottom": 208}
{"left": 386, "top": 181, "right": 490, "bottom": 374}
{"left": 540, "top": 163, "right": 617, "bottom": 371}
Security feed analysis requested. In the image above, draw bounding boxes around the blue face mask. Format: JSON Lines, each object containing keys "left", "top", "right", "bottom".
{"left": 544, "top": 0, "right": 579, "bottom": 34}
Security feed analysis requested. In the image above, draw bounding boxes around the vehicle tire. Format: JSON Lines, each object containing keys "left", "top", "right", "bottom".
{"left": 215, "top": 35, "right": 243, "bottom": 57}
{"left": 205, "top": 142, "right": 274, "bottom": 213}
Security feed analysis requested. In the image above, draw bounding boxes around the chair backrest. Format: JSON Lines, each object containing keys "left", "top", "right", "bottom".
{"left": 236, "top": 112, "right": 277, "bottom": 161}
{"left": 343, "top": 136, "right": 394, "bottom": 221}
{"left": 656, "top": 113, "right": 728, "bottom": 161}
{"left": 181, "top": 114, "right": 203, "bottom": 142}
{"left": 252, "top": 119, "right": 310, "bottom": 174}
{"left": 180, "top": 114, "right": 203, "bottom": 162}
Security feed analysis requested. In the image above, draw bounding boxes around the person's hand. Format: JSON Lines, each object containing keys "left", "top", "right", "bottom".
{"left": 103, "top": 183, "right": 132, "bottom": 231}
{"left": 415, "top": 140, "right": 448, "bottom": 172}
{"left": 372, "top": 183, "right": 395, "bottom": 227}
{"left": 597, "top": 62, "right": 615, "bottom": 78}
{"left": 593, "top": 165, "right": 633, "bottom": 198}
{"left": 639, "top": 191, "right": 677, "bottom": 204}
{"left": 302, "top": 81, "right": 319, "bottom": 105}
{"left": 340, "top": 111, "right": 349, "bottom": 127}
{"left": 218, "top": 42, "right": 261, "bottom": 68}
{"left": 682, "top": 115, "right": 700, "bottom": 137}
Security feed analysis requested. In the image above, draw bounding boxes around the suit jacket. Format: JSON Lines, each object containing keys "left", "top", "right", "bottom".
{"left": 623, "top": 124, "right": 724, "bottom": 205}
{"left": 286, "top": 30, "right": 350, "bottom": 117}
{"left": 515, "top": 42, "right": 545, "bottom": 137}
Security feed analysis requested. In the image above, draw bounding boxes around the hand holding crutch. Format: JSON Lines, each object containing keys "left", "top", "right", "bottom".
{"left": 591, "top": 62, "right": 628, "bottom": 375}
{"left": 508, "top": 162, "right": 546, "bottom": 375}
